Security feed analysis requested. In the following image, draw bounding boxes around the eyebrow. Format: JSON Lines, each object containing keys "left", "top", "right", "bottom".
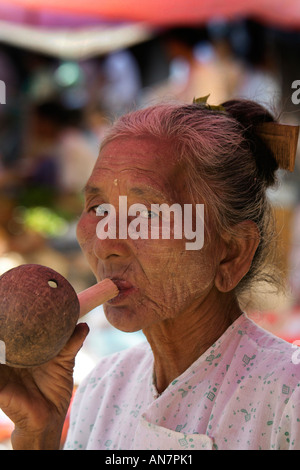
{"left": 83, "top": 184, "right": 103, "bottom": 195}
{"left": 129, "top": 187, "right": 170, "bottom": 203}
{"left": 83, "top": 184, "right": 170, "bottom": 203}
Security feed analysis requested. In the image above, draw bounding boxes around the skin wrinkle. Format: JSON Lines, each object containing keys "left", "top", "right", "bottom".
{"left": 136, "top": 251, "right": 180, "bottom": 321}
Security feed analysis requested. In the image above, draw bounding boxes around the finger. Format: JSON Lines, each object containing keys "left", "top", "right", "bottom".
{"left": 59, "top": 322, "right": 90, "bottom": 360}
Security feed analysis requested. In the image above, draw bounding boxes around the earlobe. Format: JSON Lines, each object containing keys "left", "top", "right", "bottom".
{"left": 215, "top": 270, "right": 233, "bottom": 293}
{"left": 214, "top": 221, "right": 260, "bottom": 293}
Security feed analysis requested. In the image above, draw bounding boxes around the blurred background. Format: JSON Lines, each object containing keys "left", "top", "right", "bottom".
{"left": 1, "top": 0, "right": 300, "bottom": 448}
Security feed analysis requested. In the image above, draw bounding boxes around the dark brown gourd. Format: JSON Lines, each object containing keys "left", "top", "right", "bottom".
{"left": 0, "top": 264, "right": 80, "bottom": 367}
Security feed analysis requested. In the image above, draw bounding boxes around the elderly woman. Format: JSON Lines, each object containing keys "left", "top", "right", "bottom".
{"left": 0, "top": 98, "right": 299, "bottom": 450}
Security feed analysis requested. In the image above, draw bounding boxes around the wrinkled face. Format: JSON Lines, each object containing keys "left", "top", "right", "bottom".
{"left": 77, "top": 136, "right": 220, "bottom": 332}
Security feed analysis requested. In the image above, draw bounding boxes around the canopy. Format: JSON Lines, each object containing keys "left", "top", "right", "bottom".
{"left": 0, "top": 0, "right": 300, "bottom": 59}
{"left": 2, "top": 0, "right": 300, "bottom": 29}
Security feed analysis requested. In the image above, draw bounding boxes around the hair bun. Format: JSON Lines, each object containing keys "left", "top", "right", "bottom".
{"left": 221, "top": 99, "right": 279, "bottom": 186}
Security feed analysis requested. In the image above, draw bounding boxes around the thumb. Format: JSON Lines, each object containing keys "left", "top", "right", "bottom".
{"left": 59, "top": 322, "right": 90, "bottom": 361}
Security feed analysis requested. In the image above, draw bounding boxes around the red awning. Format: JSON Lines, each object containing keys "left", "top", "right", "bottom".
{"left": 2, "top": 0, "right": 300, "bottom": 29}
{"left": 0, "top": 0, "right": 299, "bottom": 59}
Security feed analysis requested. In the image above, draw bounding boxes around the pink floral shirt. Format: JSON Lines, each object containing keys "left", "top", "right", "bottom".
{"left": 64, "top": 313, "right": 300, "bottom": 450}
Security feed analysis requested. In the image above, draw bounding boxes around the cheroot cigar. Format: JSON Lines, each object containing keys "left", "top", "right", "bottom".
{"left": 78, "top": 279, "right": 119, "bottom": 317}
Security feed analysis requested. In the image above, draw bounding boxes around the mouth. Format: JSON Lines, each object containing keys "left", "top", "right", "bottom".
{"left": 107, "top": 278, "right": 137, "bottom": 305}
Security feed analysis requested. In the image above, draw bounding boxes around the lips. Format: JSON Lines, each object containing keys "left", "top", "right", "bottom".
{"left": 111, "top": 279, "right": 134, "bottom": 291}
{"left": 107, "top": 278, "right": 136, "bottom": 305}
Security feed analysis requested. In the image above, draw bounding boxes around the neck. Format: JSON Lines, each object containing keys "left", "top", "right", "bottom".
{"left": 143, "top": 291, "right": 241, "bottom": 394}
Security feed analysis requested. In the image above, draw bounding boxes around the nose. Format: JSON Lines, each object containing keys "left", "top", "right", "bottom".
{"left": 93, "top": 210, "right": 132, "bottom": 262}
{"left": 93, "top": 235, "right": 132, "bottom": 262}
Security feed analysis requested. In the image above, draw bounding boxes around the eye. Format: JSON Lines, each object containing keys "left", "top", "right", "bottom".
{"left": 140, "top": 209, "right": 158, "bottom": 219}
{"left": 91, "top": 204, "right": 110, "bottom": 216}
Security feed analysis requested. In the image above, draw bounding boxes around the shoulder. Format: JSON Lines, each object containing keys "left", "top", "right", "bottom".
{"left": 241, "top": 313, "right": 296, "bottom": 356}
{"left": 238, "top": 313, "right": 300, "bottom": 389}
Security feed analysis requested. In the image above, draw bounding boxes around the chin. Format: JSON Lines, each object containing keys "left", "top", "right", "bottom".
{"left": 103, "top": 304, "right": 144, "bottom": 333}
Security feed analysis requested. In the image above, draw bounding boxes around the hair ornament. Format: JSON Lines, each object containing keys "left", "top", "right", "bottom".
{"left": 193, "top": 94, "right": 226, "bottom": 113}
{"left": 256, "top": 122, "right": 299, "bottom": 172}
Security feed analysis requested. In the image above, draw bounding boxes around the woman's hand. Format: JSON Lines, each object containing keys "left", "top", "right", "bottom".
{"left": 0, "top": 322, "right": 89, "bottom": 450}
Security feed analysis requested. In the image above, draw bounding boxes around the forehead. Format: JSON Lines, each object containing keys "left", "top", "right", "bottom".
{"left": 89, "top": 136, "right": 183, "bottom": 196}
{"left": 99, "top": 136, "right": 175, "bottom": 170}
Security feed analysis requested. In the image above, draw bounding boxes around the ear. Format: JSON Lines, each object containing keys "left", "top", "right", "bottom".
{"left": 214, "top": 221, "right": 260, "bottom": 293}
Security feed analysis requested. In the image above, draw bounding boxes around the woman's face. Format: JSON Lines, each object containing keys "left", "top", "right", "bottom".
{"left": 77, "top": 136, "right": 221, "bottom": 332}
